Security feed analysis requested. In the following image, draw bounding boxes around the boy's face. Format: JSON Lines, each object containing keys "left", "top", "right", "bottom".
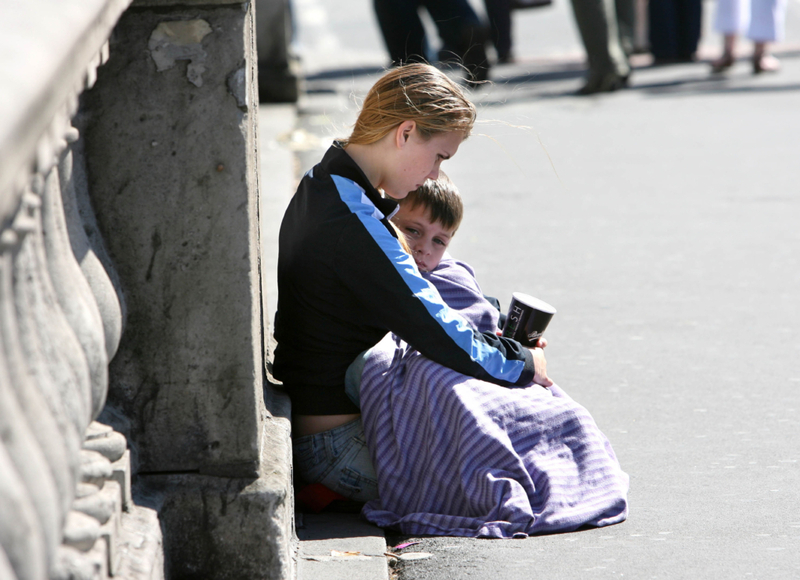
{"left": 392, "top": 203, "right": 455, "bottom": 273}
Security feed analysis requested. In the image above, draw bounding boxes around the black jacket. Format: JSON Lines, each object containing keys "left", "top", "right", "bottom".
{"left": 273, "top": 144, "right": 534, "bottom": 414}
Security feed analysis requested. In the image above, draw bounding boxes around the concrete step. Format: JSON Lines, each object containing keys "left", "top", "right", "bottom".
{"left": 296, "top": 513, "right": 389, "bottom": 580}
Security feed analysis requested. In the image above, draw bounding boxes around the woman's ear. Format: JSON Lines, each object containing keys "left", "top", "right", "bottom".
{"left": 395, "top": 120, "right": 417, "bottom": 149}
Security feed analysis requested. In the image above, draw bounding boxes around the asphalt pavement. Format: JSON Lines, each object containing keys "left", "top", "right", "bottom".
{"left": 261, "top": 1, "right": 800, "bottom": 578}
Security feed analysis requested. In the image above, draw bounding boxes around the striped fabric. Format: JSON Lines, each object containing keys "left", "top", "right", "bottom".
{"left": 359, "top": 259, "right": 629, "bottom": 537}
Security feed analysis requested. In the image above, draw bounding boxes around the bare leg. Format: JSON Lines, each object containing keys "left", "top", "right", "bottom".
{"left": 753, "top": 41, "right": 780, "bottom": 73}
{"left": 711, "top": 33, "right": 737, "bottom": 72}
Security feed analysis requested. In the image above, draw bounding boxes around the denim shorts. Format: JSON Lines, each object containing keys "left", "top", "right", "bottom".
{"left": 292, "top": 418, "right": 379, "bottom": 502}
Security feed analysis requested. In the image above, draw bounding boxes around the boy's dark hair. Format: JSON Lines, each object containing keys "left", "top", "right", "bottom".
{"left": 399, "top": 172, "right": 464, "bottom": 232}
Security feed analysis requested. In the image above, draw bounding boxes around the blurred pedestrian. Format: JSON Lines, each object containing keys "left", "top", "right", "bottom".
{"left": 373, "top": 0, "right": 491, "bottom": 84}
{"left": 485, "top": 0, "right": 513, "bottom": 63}
{"left": 488, "top": 0, "right": 556, "bottom": 65}
{"left": 569, "top": 0, "right": 634, "bottom": 94}
{"left": 711, "top": 0, "right": 787, "bottom": 73}
{"left": 647, "top": 0, "right": 702, "bottom": 63}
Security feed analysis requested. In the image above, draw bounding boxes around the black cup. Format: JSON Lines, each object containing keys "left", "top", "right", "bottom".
{"left": 501, "top": 292, "right": 556, "bottom": 347}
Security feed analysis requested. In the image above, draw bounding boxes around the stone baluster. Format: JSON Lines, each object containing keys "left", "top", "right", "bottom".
{"left": 0, "top": 439, "right": 46, "bottom": 580}
{"left": 0, "top": 234, "right": 76, "bottom": 555}
{"left": 0, "top": 260, "right": 61, "bottom": 571}
{"left": 44, "top": 135, "right": 109, "bottom": 420}
{"left": 14, "top": 182, "right": 91, "bottom": 441}
{"left": 62, "top": 121, "right": 127, "bottom": 363}
{"left": 14, "top": 190, "right": 87, "bottom": 472}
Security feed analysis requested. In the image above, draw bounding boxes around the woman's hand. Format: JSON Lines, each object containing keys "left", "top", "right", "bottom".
{"left": 530, "top": 346, "right": 553, "bottom": 388}
{"left": 495, "top": 331, "right": 552, "bottom": 386}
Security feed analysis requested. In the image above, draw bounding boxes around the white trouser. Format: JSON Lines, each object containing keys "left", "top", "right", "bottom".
{"left": 714, "top": 0, "right": 787, "bottom": 42}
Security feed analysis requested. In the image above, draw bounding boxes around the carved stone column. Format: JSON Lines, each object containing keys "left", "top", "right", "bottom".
{"left": 82, "top": 2, "right": 294, "bottom": 578}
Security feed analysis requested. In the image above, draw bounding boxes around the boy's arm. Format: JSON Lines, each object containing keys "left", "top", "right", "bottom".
{"left": 481, "top": 294, "right": 507, "bottom": 331}
{"left": 423, "top": 257, "right": 501, "bottom": 335}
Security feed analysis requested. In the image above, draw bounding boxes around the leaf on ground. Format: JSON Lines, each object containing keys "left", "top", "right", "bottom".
{"left": 396, "top": 552, "right": 433, "bottom": 561}
{"left": 391, "top": 541, "right": 420, "bottom": 551}
{"left": 331, "top": 550, "right": 364, "bottom": 558}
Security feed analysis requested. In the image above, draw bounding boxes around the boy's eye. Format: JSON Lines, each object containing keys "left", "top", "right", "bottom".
{"left": 404, "top": 227, "right": 419, "bottom": 236}
{"left": 434, "top": 238, "right": 447, "bottom": 246}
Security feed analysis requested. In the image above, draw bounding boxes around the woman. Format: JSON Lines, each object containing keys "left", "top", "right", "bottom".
{"left": 273, "top": 64, "right": 550, "bottom": 503}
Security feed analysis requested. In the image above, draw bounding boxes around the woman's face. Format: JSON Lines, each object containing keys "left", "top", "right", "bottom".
{"left": 383, "top": 128, "right": 464, "bottom": 199}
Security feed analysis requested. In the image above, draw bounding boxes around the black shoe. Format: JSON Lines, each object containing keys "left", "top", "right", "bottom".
{"left": 711, "top": 53, "right": 735, "bottom": 73}
{"left": 496, "top": 51, "right": 515, "bottom": 65}
{"left": 576, "top": 72, "right": 629, "bottom": 95}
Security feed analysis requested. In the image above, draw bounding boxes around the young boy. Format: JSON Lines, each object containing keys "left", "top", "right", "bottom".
{"left": 391, "top": 172, "right": 463, "bottom": 274}
{"left": 391, "top": 172, "right": 503, "bottom": 335}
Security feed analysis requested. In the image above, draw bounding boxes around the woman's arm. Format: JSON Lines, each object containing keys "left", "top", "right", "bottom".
{"left": 422, "top": 257, "right": 500, "bottom": 334}
{"left": 425, "top": 257, "right": 552, "bottom": 388}
{"left": 335, "top": 211, "right": 535, "bottom": 388}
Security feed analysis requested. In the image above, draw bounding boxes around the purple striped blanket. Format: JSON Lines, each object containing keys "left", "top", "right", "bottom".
{"left": 359, "top": 257, "right": 629, "bottom": 538}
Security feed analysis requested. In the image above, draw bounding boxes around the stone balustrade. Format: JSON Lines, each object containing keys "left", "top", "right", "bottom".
{"left": 1, "top": 1, "right": 295, "bottom": 579}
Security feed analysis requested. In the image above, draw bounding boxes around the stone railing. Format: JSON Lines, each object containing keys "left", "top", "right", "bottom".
{"left": 1, "top": 1, "right": 295, "bottom": 579}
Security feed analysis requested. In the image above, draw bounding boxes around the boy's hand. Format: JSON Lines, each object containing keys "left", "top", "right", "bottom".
{"left": 530, "top": 347, "right": 553, "bottom": 388}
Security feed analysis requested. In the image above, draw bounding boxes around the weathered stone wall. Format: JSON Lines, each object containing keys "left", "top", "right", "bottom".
{"left": 84, "top": 4, "right": 266, "bottom": 478}
{"left": 81, "top": 1, "right": 295, "bottom": 578}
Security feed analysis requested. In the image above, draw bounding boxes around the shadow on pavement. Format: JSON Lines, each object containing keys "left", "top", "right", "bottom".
{"left": 297, "top": 49, "right": 800, "bottom": 103}
{"left": 478, "top": 48, "right": 800, "bottom": 104}
{"left": 305, "top": 65, "right": 387, "bottom": 81}
{"left": 297, "top": 513, "right": 384, "bottom": 541}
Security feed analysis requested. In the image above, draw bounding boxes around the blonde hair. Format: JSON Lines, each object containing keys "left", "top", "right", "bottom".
{"left": 399, "top": 172, "right": 463, "bottom": 233}
{"left": 345, "top": 63, "right": 476, "bottom": 146}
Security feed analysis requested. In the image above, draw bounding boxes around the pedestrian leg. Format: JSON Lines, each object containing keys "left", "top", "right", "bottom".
{"left": 570, "top": 0, "right": 631, "bottom": 93}
{"left": 373, "top": 0, "right": 429, "bottom": 64}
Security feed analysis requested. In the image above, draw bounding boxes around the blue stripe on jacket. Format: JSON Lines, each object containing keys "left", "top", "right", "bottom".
{"left": 331, "top": 174, "right": 526, "bottom": 385}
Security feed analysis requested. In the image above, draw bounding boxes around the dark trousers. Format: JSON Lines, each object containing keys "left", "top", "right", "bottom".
{"left": 570, "top": 0, "right": 633, "bottom": 78}
{"left": 484, "top": 0, "right": 513, "bottom": 59}
{"left": 648, "top": 0, "right": 703, "bottom": 60}
{"left": 373, "top": 0, "right": 486, "bottom": 63}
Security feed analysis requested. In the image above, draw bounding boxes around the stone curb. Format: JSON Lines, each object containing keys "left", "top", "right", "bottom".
{"left": 296, "top": 513, "right": 389, "bottom": 580}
